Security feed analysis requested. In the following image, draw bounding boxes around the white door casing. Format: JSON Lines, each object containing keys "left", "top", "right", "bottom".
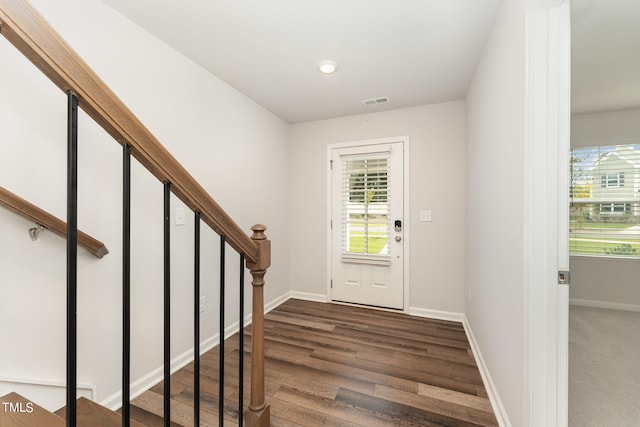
{"left": 524, "top": 1, "right": 570, "bottom": 426}
{"left": 330, "top": 140, "right": 405, "bottom": 310}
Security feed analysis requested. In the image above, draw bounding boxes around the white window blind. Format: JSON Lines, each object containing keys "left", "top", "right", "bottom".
{"left": 570, "top": 144, "right": 640, "bottom": 257}
{"left": 341, "top": 154, "right": 390, "bottom": 258}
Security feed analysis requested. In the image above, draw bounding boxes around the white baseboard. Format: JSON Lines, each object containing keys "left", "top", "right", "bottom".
{"left": 0, "top": 376, "right": 95, "bottom": 412}
{"left": 461, "top": 316, "right": 511, "bottom": 427}
{"left": 100, "top": 290, "right": 292, "bottom": 410}
{"left": 408, "top": 307, "right": 464, "bottom": 323}
{"left": 289, "top": 291, "right": 328, "bottom": 303}
{"left": 265, "top": 291, "right": 293, "bottom": 313}
{"left": 569, "top": 298, "right": 640, "bottom": 312}
{"left": 100, "top": 333, "right": 221, "bottom": 410}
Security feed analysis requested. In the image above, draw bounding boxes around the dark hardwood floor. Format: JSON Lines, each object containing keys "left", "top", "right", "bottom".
{"left": 131, "top": 299, "right": 498, "bottom": 426}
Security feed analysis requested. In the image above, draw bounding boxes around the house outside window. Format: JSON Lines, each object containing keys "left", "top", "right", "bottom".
{"left": 570, "top": 144, "right": 640, "bottom": 257}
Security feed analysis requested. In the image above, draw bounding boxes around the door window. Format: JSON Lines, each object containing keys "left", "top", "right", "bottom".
{"left": 341, "top": 154, "right": 390, "bottom": 257}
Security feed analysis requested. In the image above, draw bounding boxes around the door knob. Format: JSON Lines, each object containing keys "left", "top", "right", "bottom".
{"left": 395, "top": 236, "right": 402, "bottom": 242}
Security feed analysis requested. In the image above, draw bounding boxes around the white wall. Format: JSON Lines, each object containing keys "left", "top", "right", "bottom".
{"left": 465, "top": 0, "right": 526, "bottom": 425}
{"left": 570, "top": 107, "right": 640, "bottom": 308}
{"left": 0, "top": 0, "right": 289, "bottom": 409}
{"left": 571, "top": 108, "right": 640, "bottom": 145}
{"left": 288, "top": 102, "right": 466, "bottom": 314}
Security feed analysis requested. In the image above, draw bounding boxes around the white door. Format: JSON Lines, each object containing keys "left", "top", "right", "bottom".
{"left": 330, "top": 142, "right": 404, "bottom": 309}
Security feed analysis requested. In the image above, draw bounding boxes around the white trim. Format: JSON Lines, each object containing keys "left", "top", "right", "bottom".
{"left": 100, "top": 290, "right": 291, "bottom": 410}
{"left": 462, "top": 316, "right": 511, "bottom": 427}
{"left": 408, "top": 307, "right": 464, "bottom": 323}
{"left": 101, "top": 333, "right": 222, "bottom": 410}
{"left": 523, "top": 1, "right": 570, "bottom": 426}
{"left": 338, "top": 144, "right": 392, "bottom": 156}
{"left": 326, "top": 136, "right": 410, "bottom": 312}
{"left": 569, "top": 298, "right": 640, "bottom": 313}
{"left": 554, "top": 4, "right": 571, "bottom": 427}
{"left": 263, "top": 291, "right": 291, "bottom": 315}
{"left": 289, "top": 291, "right": 329, "bottom": 303}
{"left": 0, "top": 376, "right": 95, "bottom": 412}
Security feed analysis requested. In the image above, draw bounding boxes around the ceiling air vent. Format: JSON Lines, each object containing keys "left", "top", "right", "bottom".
{"left": 361, "top": 96, "right": 390, "bottom": 107}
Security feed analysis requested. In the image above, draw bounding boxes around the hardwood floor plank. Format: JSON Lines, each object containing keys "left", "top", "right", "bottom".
{"left": 417, "top": 383, "right": 494, "bottom": 412}
{"left": 261, "top": 319, "right": 469, "bottom": 359}
{"left": 269, "top": 396, "right": 358, "bottom": 427}
{"left": 274, "top": 385, "right": 393, "bottom": 427}
{"left": 310, "top": 349, "right": 481, "bottom": 395}
{"left": 331, "top": 324, "right": 470, "bottom": 352}
{"left": 266, "top": 347, "right": 419, "bottom": 394}
{"left": 278, "top": 300, "right": 467, "bottom": 336}
{"left": 266, "top": 312, "right": 337, "bottom": 331}
{"left": 119, "top": 404, "right": 182, "bottom": 427}
{"left": 133, "top": 299, "right": 497, "bottom": 426}
{"left": 354, "top": 348, "right": 483, "bottom": 384}
{"left": 270, "top": 304, "right": 470, "bottom": 346}
{"left": 132, "top": 390, "right": 237, "bottom": 427}
{"left": 335, "top": 387, "right": 471, "bottom": 427}
{"left": 265, "top": 356, "right": 377, "bottom": 396}
{"left": 374, "top": 385, "right": 498, "bottom": 426}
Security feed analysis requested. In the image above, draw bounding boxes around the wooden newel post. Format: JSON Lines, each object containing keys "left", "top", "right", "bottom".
{"left": 245, "top": 224, "right": 271, "bottom": 426}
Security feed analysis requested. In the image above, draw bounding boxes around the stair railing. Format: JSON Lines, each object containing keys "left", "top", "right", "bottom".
{"left": 0, "top": 1, "right": 270, "bottom": 426}
{"left": 0, "top": 186, "right": 109, "bottom": 258}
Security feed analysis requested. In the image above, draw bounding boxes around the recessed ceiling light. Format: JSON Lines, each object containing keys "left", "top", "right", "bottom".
{"left": 318, "top": 60, "right": 338, "bottom": 74}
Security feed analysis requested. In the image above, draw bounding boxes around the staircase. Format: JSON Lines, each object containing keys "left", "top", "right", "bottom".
{"left": 0, "top": 0, "right": 270, "bottom": 425}
{"left": 55, "top": 398, "right": 145, "bottom": 427}
{"left": 1, "top": 392, "right": 148, "bottom": 427}
{"left": 0, "top": 392, "right": 64, "bottom": 427}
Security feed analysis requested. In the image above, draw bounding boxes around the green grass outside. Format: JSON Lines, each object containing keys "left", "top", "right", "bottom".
{"left": 570, "top": 238, "right": 640, "bottom": 256}
{"left": 569, "top": 221, "right": 632, "bottom": 230}
{"left": 348, "top": 232, "right": 388, "bottom": 255}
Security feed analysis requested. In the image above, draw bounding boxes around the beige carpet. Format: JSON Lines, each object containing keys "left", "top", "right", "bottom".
{"left": 569, "top": 305, "right": 640, "bottom": 426}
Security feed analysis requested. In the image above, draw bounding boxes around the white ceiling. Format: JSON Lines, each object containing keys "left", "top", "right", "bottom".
{"left": 102, "top": 0, "right": 640, "bottom": 123}
{"left": 102, "top": 0, "right": 502, "bottom": 123}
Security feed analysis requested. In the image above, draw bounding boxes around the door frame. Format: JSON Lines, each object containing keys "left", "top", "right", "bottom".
{"left": 326, "top": 136, "right": 410, "bottom": 312}
{"left": 523, "top": 1, "right": 570, "bottom": 425}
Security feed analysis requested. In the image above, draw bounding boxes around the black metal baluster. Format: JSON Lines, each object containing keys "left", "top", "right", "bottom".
{"left": 219, "top": 235, "right": 226, "bottom": 427}
{"left": 66, "top": 91, "right": 78, "bottom": 427}
{"left": 238, "top": 254, "right": 245, "bottom": 427}
{"left": 163, "top": 182, "right": 171, "bottom": 426}
{"left": 122, "top": 143, "right": 131, "bottom": 427}
{"left": 194, "top": 211, "right": 201, "bottom": 427}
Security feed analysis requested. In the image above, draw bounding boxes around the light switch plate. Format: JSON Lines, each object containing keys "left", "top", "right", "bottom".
{"left": 419, "top": 210, "right": 432, "bottom": 222}
{"left": 175, "top": 207, "right": 186, "bottom": 226}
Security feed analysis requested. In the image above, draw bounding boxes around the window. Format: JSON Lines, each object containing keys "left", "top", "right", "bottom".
{"left": 342, "top": 155, "right": 390, "bottom": 256}
{"left": 570, "top": 144, "right": 640, "bottom": 257}
{"left": 599, "top": 203, "right": 630, "bottom": 214}
{"left": 601, "top": 172, "right": 624, "bottom": 188}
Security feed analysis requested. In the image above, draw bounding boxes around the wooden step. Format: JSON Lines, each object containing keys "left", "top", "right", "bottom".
{"left": 55, "top": 397, "right": 145, "bottom": 427}
{"left": 0, "top": 392, "right": 65, "bottom": 427}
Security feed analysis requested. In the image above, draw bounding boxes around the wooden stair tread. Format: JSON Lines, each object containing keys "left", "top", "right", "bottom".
{"left": 55, "top": 397, "right": 145, "bottom": 427}
{"left": 0, "top": 392, "right": 65, "bottom": 427}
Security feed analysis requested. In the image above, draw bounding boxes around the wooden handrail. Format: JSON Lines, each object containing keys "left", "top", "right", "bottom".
{"left": 0, "top": 186, "right": 109, "bottom": 258}
{"left": 0, "top": 0, "right": 259, "bottom": 264}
